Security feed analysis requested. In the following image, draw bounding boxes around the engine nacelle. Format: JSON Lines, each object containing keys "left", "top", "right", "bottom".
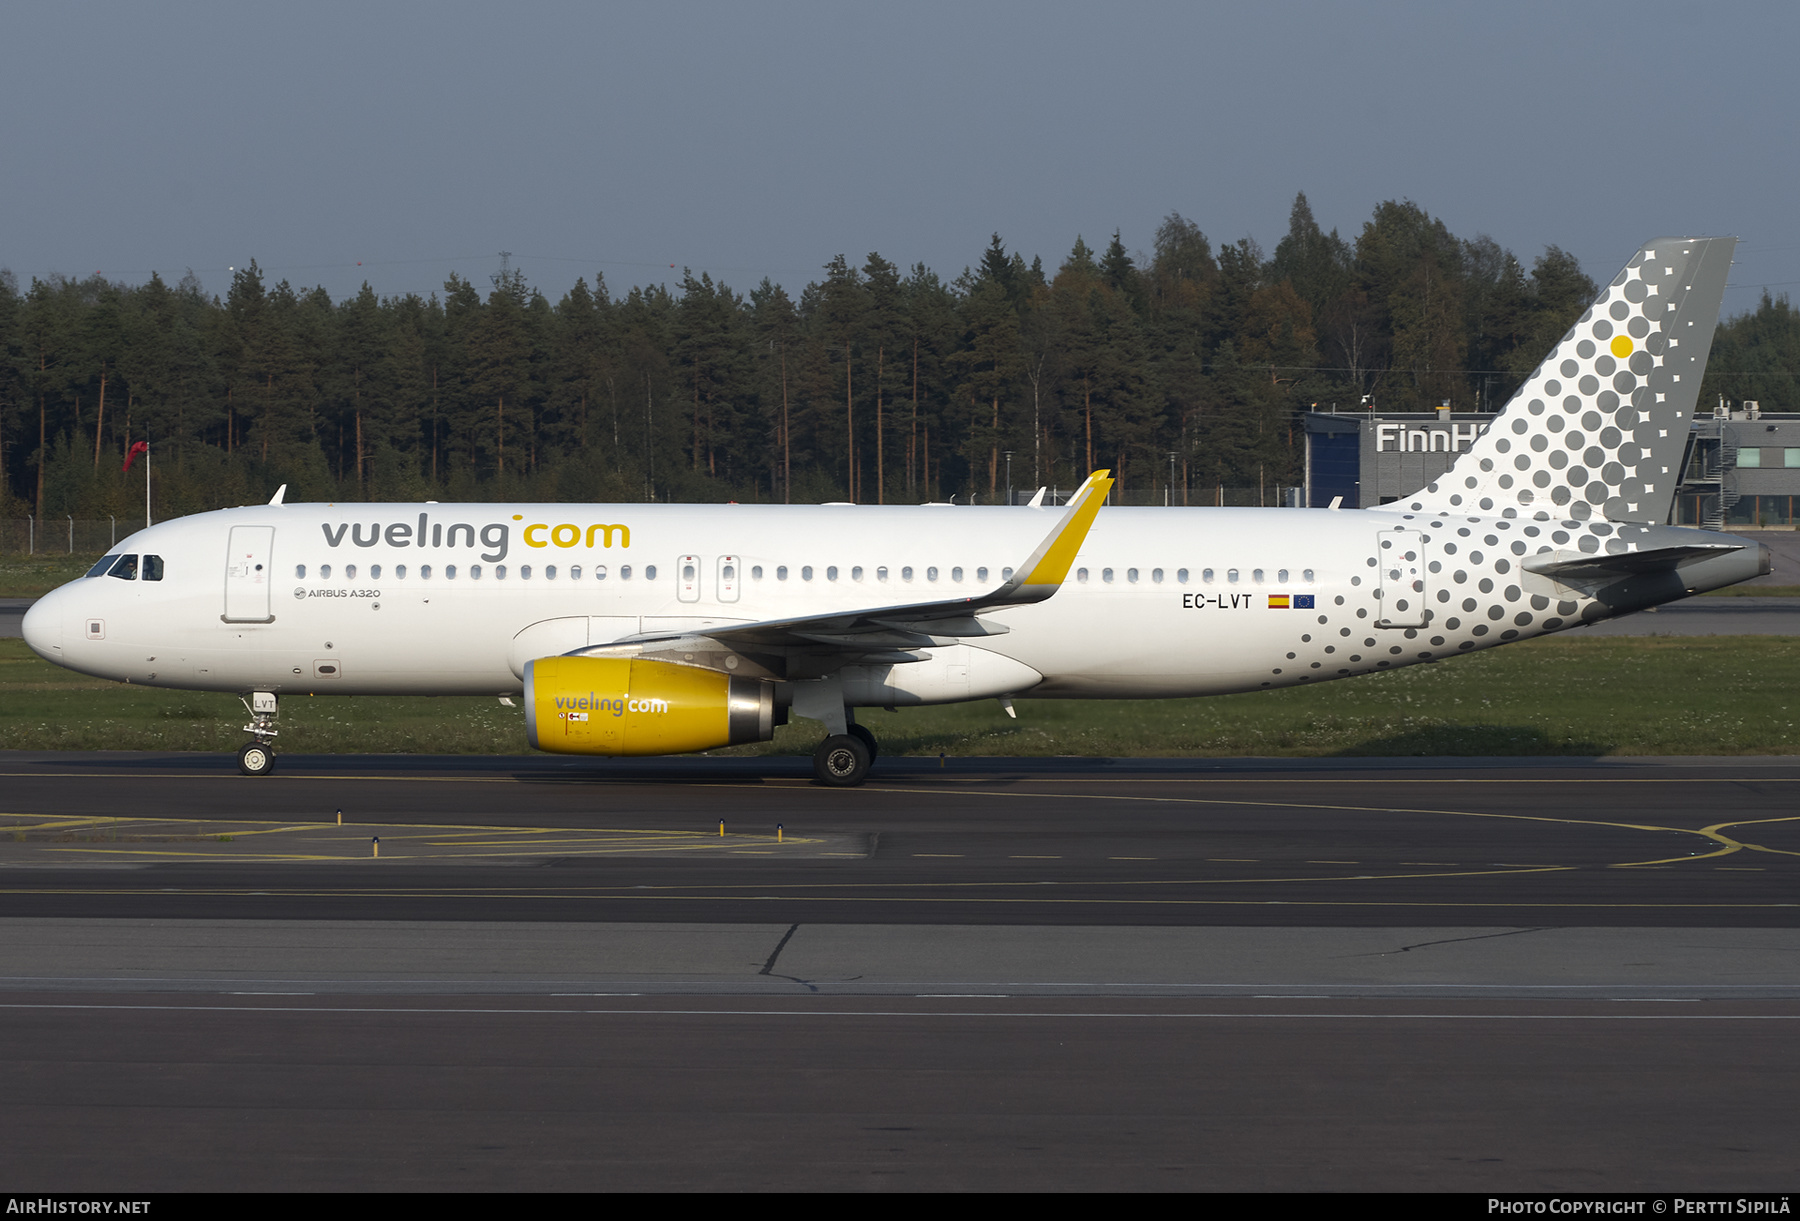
{"left": 525, "top": 656, "right": 774, "bottom": 756}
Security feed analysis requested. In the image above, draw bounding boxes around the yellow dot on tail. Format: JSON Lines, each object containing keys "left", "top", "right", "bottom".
{"left": 1610, "top": 335, "right": 1634, "bottom": 359}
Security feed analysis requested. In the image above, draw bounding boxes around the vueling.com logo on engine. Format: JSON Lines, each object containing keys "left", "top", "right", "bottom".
{"left": 554, "top": 693, "right": 669, "bottom": 720}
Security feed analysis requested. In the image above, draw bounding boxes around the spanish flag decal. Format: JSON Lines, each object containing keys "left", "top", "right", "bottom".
{"left": 1268, "top": 594, "right": 1291, "bottom": 609}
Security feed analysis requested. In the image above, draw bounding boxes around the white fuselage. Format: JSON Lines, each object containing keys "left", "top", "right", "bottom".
{"left": 21, "top": 499, "right": 1764, "bottom": 706}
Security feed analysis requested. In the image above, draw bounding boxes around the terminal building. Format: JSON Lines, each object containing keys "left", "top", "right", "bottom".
{"left": 1303, "top": 403, "right": 1800, "bottom": 529}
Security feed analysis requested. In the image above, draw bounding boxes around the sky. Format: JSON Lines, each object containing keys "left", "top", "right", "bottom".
{"left": 4, "top": 1, "right": 1797, "bottom": 315}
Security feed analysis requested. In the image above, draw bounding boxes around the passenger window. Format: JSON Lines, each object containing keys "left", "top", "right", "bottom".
{"left": 751, "top": 565, "right": 763, "bottom": 580}
{"left": 1252, "top": 569, "right": 1264, "bottom": 584}
{"left": 877, "top": 566, "right": 888, "bottom": 581}
{"left": 446, "top": 565, "right": 458, "bottom": 579}
{"left": 493, "top": 565, "right": 504, "bottom": 579}
{"left": 776, "top": 566, "right": 788, "bottom": 581}
{"left": 1076, "top": 568, "right": 1088, "bottom": 583}
{"left": 1303, "top": 569, "right": 1315, "bottom": 583}
{"left": 802, "top": 566, "right": 814, "bottom": 581}
{"left": 421, "top": 565, "right": 433, "bottom": 579}
{"left": 901, "top": 566, "right": 914, "bottom": 581}
{"left": 951, "top": 567, "right": 963, "bottom": 582}
{"left": 926, "top": 566, "right": 939, "bottom": 582}
{"left": 594, "top": 566, "right": 606, "bottom": 580}
{"left": 320, "top": 564, "right": 332, "bottom": 579}
{"left": 471, "top": 565, "right": 482, "bottom": 580}
{"left": 1226, "top": 569, "right": 1238, "bottom": 583}
{"left": 644, "top": 565, "right": 655, "bottom": 580}
{"left": 546, "top": 565, "right": 558, "bottom": 580}
{"left": 1277, "top": 569, "right": 1288, "bottom": 583}
{"left": 345, "top": 564, "right": 357, "bottom": 580}
{"left": 571, "top": 565, "right": 583, "bottom": 580}
{"left": 397, "top": 565, "right": 408, "bottom": 579}
{"left": 370, "top": 564, "right": 382, "bottom": 580}
{"left": 1177, "top": 569, "right": 1189, "bottom": 584}
{"left": 977, "top": 567, "right": 988, "bottom": 582}
{"left": 1127, "top": 568, "right": 1139, "bottom": 583}
{"left": 1151, "top": 568, "right": 1163, "bottom": 584}
{"left": 1202, "top": 568, "right": 1214, "bottom": 584}
{"left": 851, "top": 566, "right": 863, "bottom": 581}
{"left": 1002, "top": 567, "right": 1013, "bottom": 581}
{"left": 826, "top": 566, "right": 838, "bottom": 581}
{"left": 294, "top": 564, "right": 306, "bottom": 579}
{"left": 1102, "top": 568, "right": 1114, "bottom": 583}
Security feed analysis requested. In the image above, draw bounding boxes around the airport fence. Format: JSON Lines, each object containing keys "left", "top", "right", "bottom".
{"left": 1010, "top": 486, "right": 1305, "bottom": 507}
{"left": 0, "top": 488, "right": 1310, "bottom": 553}
{"left": 0, "top": 518, "right": 136, "bottom": 556}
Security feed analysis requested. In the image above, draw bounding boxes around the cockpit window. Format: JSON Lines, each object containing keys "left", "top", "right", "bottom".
{"left": 107, "top": 555, "right": 139, "bottom": 581}
{"left": 86, "top": 555, "right": 120, "bottom": 578}
{"left": 142, "top": 555, "right": 164, "bottom": 581}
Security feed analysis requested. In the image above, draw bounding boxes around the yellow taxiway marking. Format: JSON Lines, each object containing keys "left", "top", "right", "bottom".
{"left": 845, "top": 784, "right": 1800, "bottom": 872}
{"left": 0, "top": 811, "right": 821, "bottom": 860}
{"left": 42, "top": 847, "right": 346, "bottom": 861}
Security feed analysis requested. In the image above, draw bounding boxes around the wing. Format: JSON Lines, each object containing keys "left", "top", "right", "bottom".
{"left": 594, "top": 469, "right": 1113, "bottom": 668}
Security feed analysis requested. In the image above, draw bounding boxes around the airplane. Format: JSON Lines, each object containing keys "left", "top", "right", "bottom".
{"left": 21, "top": 236, "right": 1769, "bottom": 786}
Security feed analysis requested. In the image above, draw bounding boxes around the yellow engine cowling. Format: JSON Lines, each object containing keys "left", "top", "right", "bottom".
{"left": 525, "top": 655, "right": 774, "bottom": 756}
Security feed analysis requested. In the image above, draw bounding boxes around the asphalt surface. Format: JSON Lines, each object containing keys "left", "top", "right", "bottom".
{"left": 4, "top": 751, "right": 1799, "bottom": 926}
{"left": 4, "top": 750, "right": 1797, "bottom": 1190}
{"left": 0, "top": 598, "right": 32, "bottom": 637}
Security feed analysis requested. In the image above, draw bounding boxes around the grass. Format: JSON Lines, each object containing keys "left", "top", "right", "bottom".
{"left": 3, "top": 634, "right": 1797, "bottom": 758}
{"left": 0, "top": 554, "right": 107, "bottom": 598}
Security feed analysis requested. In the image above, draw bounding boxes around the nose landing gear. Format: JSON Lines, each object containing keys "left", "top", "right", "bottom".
{"left": 237, "top": 739, "right": 275, "bottom": 776}
{"left": 237, "top": 691, "right": 279, "bottom": 776}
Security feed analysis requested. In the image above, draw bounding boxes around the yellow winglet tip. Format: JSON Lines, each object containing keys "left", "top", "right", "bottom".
{"left": 1018, "top": 469, "right": 1113, "bottom": 587}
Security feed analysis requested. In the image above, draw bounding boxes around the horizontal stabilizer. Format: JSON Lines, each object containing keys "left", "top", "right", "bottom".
{"left": 1522, "top": 543, "right": 1742, "bottom": 585}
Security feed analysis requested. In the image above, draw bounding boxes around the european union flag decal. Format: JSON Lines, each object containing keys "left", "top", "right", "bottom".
{"left": 1295, "top": 594, "right": 1315, "bottom": 609}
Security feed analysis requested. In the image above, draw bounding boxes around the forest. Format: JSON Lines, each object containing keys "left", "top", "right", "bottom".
{"left": 3, "top": 193, "right": 1795, "bottom": 521}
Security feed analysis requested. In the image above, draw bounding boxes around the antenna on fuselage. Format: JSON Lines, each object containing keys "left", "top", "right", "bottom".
{"left": 268, "top": 484, "right": 287, "bottom": 506}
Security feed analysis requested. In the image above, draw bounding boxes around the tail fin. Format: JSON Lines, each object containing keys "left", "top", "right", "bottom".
{"left": 1397, "top": 236, "right": 1735, "bottom": 524}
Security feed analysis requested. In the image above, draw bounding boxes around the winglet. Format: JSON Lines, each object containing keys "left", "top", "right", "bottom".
{"left": 1000, "top": 469, "right": 1112, "bottom": 600}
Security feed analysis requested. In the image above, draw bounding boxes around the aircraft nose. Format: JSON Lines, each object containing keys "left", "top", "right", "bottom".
{"left": 20, "top": 593, "right": 63, "bottom": 663}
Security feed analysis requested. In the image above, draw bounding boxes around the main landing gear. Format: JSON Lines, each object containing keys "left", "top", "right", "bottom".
{"left": 237, "top": 691, "right": 279, "bottom": 776}
{"left": 813, "top": 723, "right": 878, "bottom": 787}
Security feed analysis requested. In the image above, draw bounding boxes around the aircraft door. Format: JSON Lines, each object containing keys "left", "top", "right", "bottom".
{"left": 1376, "top": 528, "right": 1428, "bottom": 628}
{"left": 677, "top": 555, "right": 701, "bottom": 603}
{"left": 717, "top": 555, "right": 740, "bottom": 603}
{"left": 223, "top": 525, "right": 276, "bottom": 623}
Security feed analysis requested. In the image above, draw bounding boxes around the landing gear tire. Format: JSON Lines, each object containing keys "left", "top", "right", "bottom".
{"left": 238, "top": 741, "right": 275, "bottom": 777}
{"left": 846, "top": 723, "right": 879, "bottom": 762}
{"left": 813, "top": 734, "right": 871, "bottom": 787}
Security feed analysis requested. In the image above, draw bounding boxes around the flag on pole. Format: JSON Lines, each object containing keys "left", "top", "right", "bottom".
{"left": 123, "top": 441, "right": 148, "bottom": 473}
